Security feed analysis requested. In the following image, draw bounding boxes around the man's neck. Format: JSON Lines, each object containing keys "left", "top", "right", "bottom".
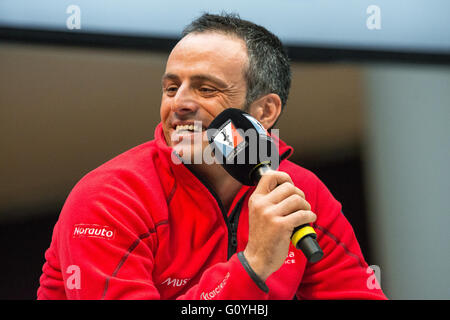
{"left": 188, "top": 163, "right": 242, "bottom": 213}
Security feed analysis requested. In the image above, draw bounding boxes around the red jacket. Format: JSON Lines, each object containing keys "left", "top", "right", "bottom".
{"left": 37, "top": 123, "right": 386, "bottom": 300}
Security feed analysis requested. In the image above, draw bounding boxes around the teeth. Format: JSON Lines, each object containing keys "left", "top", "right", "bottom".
{"left": 175, "top": 124, "right": 202, "bottom": 132}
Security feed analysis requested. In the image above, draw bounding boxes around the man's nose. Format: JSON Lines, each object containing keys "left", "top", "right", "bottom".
{"left": 171, "top": 84, "right": 199, "bottom": 116}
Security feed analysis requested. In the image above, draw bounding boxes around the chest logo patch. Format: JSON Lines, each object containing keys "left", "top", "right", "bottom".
{"left": 72, "top": 224, "right": 116, "bottom": 240}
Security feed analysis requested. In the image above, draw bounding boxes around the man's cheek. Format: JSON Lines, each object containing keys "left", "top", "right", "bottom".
{"left": 159, "top": 101, "right": 171, "bottom": 123}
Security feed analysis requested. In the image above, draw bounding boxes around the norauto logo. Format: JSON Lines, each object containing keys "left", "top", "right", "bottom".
{"left": 72, "top": 224, "right": 115, "bottom": 240}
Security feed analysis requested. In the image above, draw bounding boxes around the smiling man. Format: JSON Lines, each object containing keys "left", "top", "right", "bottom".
{"left": 37, "top": 13, "right": 386, "bottom": 300}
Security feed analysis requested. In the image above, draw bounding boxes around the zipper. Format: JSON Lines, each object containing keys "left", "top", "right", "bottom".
{"left": 228, "top": 221, "right": 238, "bottom": 258}
{"left": 226, "top": 191, "right": 249, "bottom": 259}
{"left": 183, "top": 165, "right": 249, "bottom": 260}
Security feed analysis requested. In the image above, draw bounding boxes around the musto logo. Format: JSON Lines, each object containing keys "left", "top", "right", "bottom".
{"left": 73, "top": 224, "right": 115, "bottom": 240}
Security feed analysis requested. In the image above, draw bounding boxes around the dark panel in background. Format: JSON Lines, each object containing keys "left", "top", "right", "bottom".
{"left": 0, "top": 211, "right": 59, "bottom": 300}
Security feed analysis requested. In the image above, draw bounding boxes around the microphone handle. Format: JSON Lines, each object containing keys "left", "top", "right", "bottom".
{"left": 252, "top": 165, "right": 324, "bottom": 263}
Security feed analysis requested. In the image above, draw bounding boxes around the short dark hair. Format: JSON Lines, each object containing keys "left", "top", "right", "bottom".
{"left": 182, "top": 12, "right": 291, "bottom": 112}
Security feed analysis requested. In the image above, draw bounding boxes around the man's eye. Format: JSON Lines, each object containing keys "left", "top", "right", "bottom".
{"left": 199, "top": 87, "right": 216, "bottom": 93}
{"left": 165, "top": 86, "right": 178, "bottom": 95}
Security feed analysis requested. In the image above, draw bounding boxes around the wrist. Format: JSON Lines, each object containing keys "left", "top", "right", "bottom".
{"left": 241, "top": 249, "right": 271, "bottom": 282}
{"left": 238, "top": 251, "right": 269, "bottom": 293}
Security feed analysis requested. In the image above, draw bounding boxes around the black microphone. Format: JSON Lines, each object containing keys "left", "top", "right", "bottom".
{"left": 207, "top": 108, "right": 323, "bottom": 263}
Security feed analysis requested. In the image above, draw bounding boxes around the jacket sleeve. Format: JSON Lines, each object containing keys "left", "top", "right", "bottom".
{"left": 37, "top": 171, "right": 162, "bottom": 300}
{"left": 175, "top": 253, "right": 269, "bottom": 300}
{"left": 38, "top": 171, "right": 270, "bottom": 300}
{"left": 296, "top": 174, "right": 387, "bottom": 300}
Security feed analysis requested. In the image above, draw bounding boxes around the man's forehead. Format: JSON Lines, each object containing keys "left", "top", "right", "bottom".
{"left": 169, "top": 32, "right": 248, "bottom": 62}
{"left": 164, "top": 32, "right": 249, "bottom": 82}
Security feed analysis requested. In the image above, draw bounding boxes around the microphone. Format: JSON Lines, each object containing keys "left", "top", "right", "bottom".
{"left": 207, "top": 108, "right": 323, "bottom": 263}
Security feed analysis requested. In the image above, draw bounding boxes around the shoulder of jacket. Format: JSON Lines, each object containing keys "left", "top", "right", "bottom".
{"left": 279, "top": 160, "right": 320, "bottom": 188}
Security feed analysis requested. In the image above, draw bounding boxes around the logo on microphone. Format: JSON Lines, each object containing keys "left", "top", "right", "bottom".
{"left": 244, "top": 114, "right": 268, "bottom": 136}
{"left": 212, "top": 120, "right": 246, "bottom": 160}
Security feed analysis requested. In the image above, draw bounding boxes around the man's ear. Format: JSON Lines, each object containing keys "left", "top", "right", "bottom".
{"left": 247, "top": 93, "right": 282, "bottom": 129}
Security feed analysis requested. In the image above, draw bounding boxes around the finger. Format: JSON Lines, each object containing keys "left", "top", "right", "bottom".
{"left": 281, "top": 210, "right": 317, "bottom": 230}
{"left": 272, "top": 193, "right": 311, "bottom": 216}
{"left": 266, "top": 181, "right": 306, "bottom": 205}
{"left": 254, "top": 170, "right": 293, "bottom": 195}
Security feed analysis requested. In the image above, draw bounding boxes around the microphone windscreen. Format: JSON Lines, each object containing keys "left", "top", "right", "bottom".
{"left": 207, "top": 108, "right": 279, "bottom": 185}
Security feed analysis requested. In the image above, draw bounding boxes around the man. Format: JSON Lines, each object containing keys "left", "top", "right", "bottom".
{"left": 37, "top": 13, "right": 386, "bottom": 300}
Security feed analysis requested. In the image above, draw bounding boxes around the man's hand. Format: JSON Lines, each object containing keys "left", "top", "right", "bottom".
{"left": 243, "top": 170, "right": 317, "bottom": 282}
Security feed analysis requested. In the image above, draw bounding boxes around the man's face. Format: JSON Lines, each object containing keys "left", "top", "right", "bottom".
{"left": 160, "top": 32, "right": 248, "bottom": 161}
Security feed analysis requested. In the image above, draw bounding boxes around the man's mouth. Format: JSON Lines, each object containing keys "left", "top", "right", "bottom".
{"left": 173, "top": 121, "right": 207, "bottom": 134}
{"left": 175, "top": 123, "right": 204, "bottom": 133}
{"left": 170, "top": 122, "right": 208, "bottom": 151}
